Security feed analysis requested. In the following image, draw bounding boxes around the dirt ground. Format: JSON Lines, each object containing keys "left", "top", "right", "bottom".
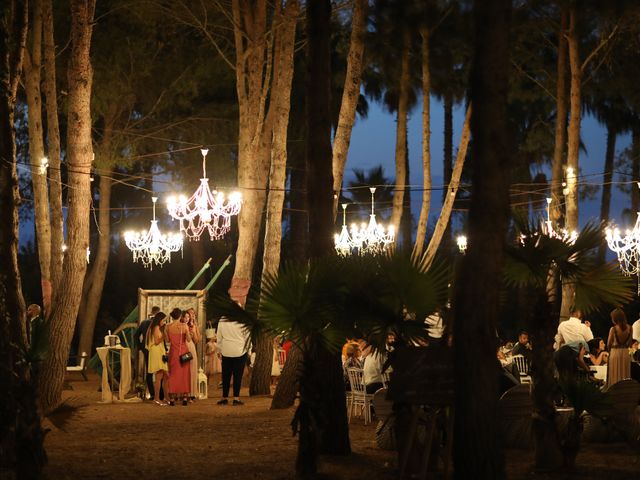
{"left": 41, "top": 374, "right": 639, "bottom": 480}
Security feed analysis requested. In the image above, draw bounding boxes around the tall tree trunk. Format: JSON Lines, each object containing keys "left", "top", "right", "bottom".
{"left": 597, "top": 125, "right": 616, "bottom": 264}
{"left": 271, "top": 344, "right": 301, "bottom": 409}
{"left": 561, "top": 6, "right": 581, "bottom": 321}
{"left": 632, "top": 128, "right": 640, "bottom": 215}
{"left": 443, "top": 90, "right": 453, "bottom": 246}
{"left": 42, "top": 0, "right": 63, "bottom": 308}
{"left": 413, "top": 25, "right": 432, "bottom": 258}
{"left": 252, "top": 0, "right": 298, "bottom": 397}
{"left": 401, "top": 136, "right": 411, "bottom": 251}
{"left": 306, "top": 0, "right": 333, "bottom": 258}
{"left": 390, "top": 31, "right": 411, "bottom": 235}
{"left": 1, "top": 3, "right": 47, "bottom": 477}
{"left": 78, "top": 173, "right": 112, "bottom": 358}
{"left": 331, "top": 0, "right": 367, "bottom": 213}
{"left": 453, "top": 1, "right": 511, "bottom": 478}
{"left": 39, "top": 0, "right": 96, "bottom": 414}
{"left": 24, "top": 0, "right": 53, "bottom": 315}
{"left": 550, "top": 7, "right": 568, "bottom": 225}
{"left": 421, "top": 105, "right": 472, "bottom": 269}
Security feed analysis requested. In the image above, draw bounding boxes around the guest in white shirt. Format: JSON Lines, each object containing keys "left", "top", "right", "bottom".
{"left": 363, "top": 351, "right": 385, "bottom": 394}
{"left": 216, "top": 316, "right": 251, "bottom": 406}
{"left": 554, "top": 309, "right": 593, "bottom": 350}
{"left": 632, "top": 318, "right": 640, "bottom": 342}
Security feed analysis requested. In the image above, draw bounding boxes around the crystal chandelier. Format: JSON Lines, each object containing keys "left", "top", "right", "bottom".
{"left": 167, "top": 148, "right": 242, "bottom": 241}
{"left": 334, "top": 203, "right": 356, "bottom": 256}
{"left": 350, "top": 187, "right": 395, "bottom": 255}
{"left": 456, "top": 235, "right": 467, "bottom": 254}
{"left": 124, "top": 197, "right": 183, "bottom": 270}
{"left": 606, "top": 210, "right": 640, "bottom": 293}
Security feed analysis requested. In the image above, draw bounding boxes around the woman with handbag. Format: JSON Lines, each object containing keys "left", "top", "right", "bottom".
{"left": 146, "top": 312, "right": 168, "bottom": 406}
{"left": 166, "top": 308, "right": 192, "bottom": 406}
{"left": 184, "top": 309, "right": 201, "bottom": 401}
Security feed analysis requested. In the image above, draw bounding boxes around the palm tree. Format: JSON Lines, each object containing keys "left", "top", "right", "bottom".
{"left": 504, "top": 219, "right": 633, "bottom": 471}
{"left": 211, "top": 252, "right": 449, "bottom": 476}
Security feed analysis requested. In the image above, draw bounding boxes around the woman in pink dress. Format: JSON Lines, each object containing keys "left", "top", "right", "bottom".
{"left": 166, "top": 308, "right": 192, "bottom": 406}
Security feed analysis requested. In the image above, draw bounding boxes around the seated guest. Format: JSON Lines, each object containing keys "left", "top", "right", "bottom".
{"left": 343, "top": 344, "right": 363, "bottom": 390}
{"left": 498, "top": 346, "right": 521, "bottom": 382}
{"left": 554, "top": 340, "right": 591, "bottom": 379}
{"left": 341, "top": 339, "right": 359, "bottom": 362}
{"left": 586, "top": 338, "right": 608, "bottom": 366}
{"left": 511, "top": 330, "right": 532, "bottom": 361}
{"left": 363, "top": 350, "right": 385, "bottom": 394}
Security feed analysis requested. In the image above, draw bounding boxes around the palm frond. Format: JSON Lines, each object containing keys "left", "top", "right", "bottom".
{"left": 572, "top": 262, "right": 634, "bottom": 313}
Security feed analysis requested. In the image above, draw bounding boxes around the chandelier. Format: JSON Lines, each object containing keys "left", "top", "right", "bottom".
{"left": 167, "top": 148, "right": 242, "bottom": 241}
{"left": 124, "top": 197, "right": 183, "bottom": 270}
{"left": 334, "top": 203, "right": 356, "bottom": 256}
{"left": 606, "top": 210, "right": 640, "bottom": 293}
{"left": 541, "top": 198, "right": 578, "bottom": 244}
{"left": 456, "top": 235, "right": 467, "bottom": 254}
{"left": 349, "top": 187, "right": 395, "bottom": 255}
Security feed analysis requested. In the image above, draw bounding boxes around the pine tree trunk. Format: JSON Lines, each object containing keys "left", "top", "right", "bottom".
{"left": 421, "top": 105, "right": 472, "bottom": 269}
{"left": 39, "top": 0, "right": 96, "bottom": 414}
{"left": 78, "top": 173, "right": 112, "bottom": 358}
{"left": 252, "top": 1, "right": 298, "bottom": 396}
{"left": 413, "top": 25, "right": 431, "bottom": 258}
{"left": 331, "top": 0, "right": 367, "bottom": 213}
{"left": 42, "top": 0, "right": 64, "bottom": 308}
{"left": 24, "top": 0, "right": 53, "bottom": 314}
{"left": 597, "top": 125, "right": 616, "bottom": 263}
{"left": 271, "top": 345, "right": 301, "bottom": 409}
{"left": 550, "top": 7, "right": 568, "bottom": 225}
{"left": 453, "top": 1, "right": 511, "bottom": 478}
{"left": 306, "top": 0, "right": 334, "bottom": 259}
{"left": 561, "top": 6, "right": 581, "bottom": 321}
{"left": 390, "top": 31, "right": 411, "bottom": 235}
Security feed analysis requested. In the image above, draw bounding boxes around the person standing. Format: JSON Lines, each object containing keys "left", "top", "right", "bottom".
{"left": 26, "top": 304, "right": 42, "bottom": 344}
{"left": 146, "top": 312, "right": 168, "bottom": 406}
{"left": 554, "top": 309, "right": 593, "bottom": 349}
{"left": 135, "top": 306, "right": 160, "bottom": 400}
{"left": 166, "top": 308, "right": 192, "bottom": 406}
{"left": 184, "top": 309, "right": 200, "bottom": 401}
{"left": 216, "top": 315, "right": 251, "bottom": 405}
{"left": 632, "top": 316, "right": 640, "bottom": 342}
{"left": 606, "top": 308, "right": 634, "bottom": 388}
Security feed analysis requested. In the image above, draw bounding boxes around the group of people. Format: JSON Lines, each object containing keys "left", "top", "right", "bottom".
{"left": 342, "top": 337, "right": 390, "bottom": 395}
{"left": 136, "top": 306, "right": 201, "bottom": 406}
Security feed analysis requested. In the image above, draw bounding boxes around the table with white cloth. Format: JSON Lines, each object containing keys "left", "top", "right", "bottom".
{"left": 96, "top": 346, "right": 131, "bottom": 403}
{"left": 589, "top": 365, "right": 607, "bottom": 382}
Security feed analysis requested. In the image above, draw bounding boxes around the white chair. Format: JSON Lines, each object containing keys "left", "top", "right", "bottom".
{"left": 66, "top": 352, "right": 89, "bottom": 381}
{"left": 347, "top": 368, "right": 374, "bottom": 425}
{"left": 512, "top": 354, "right": 531, "bottom": 384}
{"left": 381, "top": 370, "right": 391, "bottom": 389}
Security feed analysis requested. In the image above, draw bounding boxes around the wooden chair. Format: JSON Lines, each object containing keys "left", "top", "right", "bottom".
{"left": 347, "top": 367, "right": 374, "bottom": 425}
{"left": 499, "top": 383, "right": 533, "bottom": 448}
{"left": 512, "top": 354, "right": 531, "bottom": 384}
{"left": 66, "top": 352, "right": 89, "bottom": 381}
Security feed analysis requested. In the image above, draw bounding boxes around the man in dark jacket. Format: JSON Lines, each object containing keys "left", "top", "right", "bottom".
{"left": 135, "top": 306, "right": 161, "bottom": 400}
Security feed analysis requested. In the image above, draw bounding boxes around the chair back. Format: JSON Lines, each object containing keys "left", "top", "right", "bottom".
{"left": 382, "top": 370, "right": 391, "bottom": 388}
{"left": 277, "top": 348, "right": 286, "bottom": 369}
{"left": 348, "top": 368, "right": 366, "bottom": 395}
{"left": 512, "top": 355, "right": 529, "bottom": 375}
{"left": 606, "top": 378, "right": 640, "bottom": 415}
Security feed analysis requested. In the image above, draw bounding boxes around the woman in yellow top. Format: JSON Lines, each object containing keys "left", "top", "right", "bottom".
{"left": 146, "top": 312, "right": 168, "bottom": 405}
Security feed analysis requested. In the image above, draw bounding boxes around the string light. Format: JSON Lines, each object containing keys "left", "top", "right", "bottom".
{"left": 167, "top": 148, "right": 241, "bottom": 241}
{"left": 456, "top": 235, "right": 467, "bottom": 254}
{"left": 124, "top": 197, "right": 183, "bottom": 270}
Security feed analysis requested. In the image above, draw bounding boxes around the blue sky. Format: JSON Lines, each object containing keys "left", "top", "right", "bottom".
{"left": 345, "top": 95, "right": 633, "bottom": 235}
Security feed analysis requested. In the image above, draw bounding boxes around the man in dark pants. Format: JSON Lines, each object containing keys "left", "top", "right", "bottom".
{"left": 135, "top": 306, "right": 162, "bottom": 400}
{"left": 216, "top": 314, "right": 251, "bottom": 405}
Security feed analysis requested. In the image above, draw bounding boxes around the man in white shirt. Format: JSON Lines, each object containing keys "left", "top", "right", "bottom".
{"left": 216, "top": 315, "right": 251, "bottom": 406}
{"left": 363, "top": 351, "right": 385, "bottom": 394}
{"left": 632, "top": 318, "right": 640, "bottom": 342}
{"left": 554, "top": 310, "right": 593, "bottom": 350}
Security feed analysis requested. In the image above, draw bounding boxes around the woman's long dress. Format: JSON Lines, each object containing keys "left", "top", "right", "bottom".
{"left": 167, "top": 330, "right": 191, "bottom": 395}
{"left": 606, "top": 327, "right": 632, "bottom": 388}
{"left": 147, "top": 340, "right": 167, "bottom": 374}
{"left": 186, "top": 337, "right": 198, "bottom": 397}
{"left": 205, "top": 340, "right": 221, "bottom": 375}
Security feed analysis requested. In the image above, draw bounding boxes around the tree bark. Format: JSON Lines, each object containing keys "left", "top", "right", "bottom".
{"left": 389, "top": 30, "right": 411, "bottom": 235}
{"left": 453, "top": 1, "right": 511, "bottom": 478}
{"left": 550, "top": 7, "right": 568, "bottom": 225}
{"left": 413, "top": 25, "right": 431, "bottom": 259}
{"left": 271, "top": 344, "right": 301, "bottom": 409}
{"left": 24, "top": 0, "right": 53, "bottom": 315}
{"left": 78, "top": 172, "right": 112, "bottom": 358}
{"left": 39, "top": 0, "right": 96, "bottom": 414}
{"left": 331, "top": 0, "right": 368, "bottom": 213}
{"left": 42, "top": 0, "right": 63, "bottom": 309}
{"left": 561, "top": 6, "right": 581, "bottom": 321}
{"left": 597, "top": 125, "right": 616, "bottom": 264}
{"left": 306, "top": 0, "right": 333, "bottom": 258}
{"left": 421, "top": 105, "right": 472, "bottom": 269}
{"left": 252, "top": 0, "right": 298, "bottom": 397}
